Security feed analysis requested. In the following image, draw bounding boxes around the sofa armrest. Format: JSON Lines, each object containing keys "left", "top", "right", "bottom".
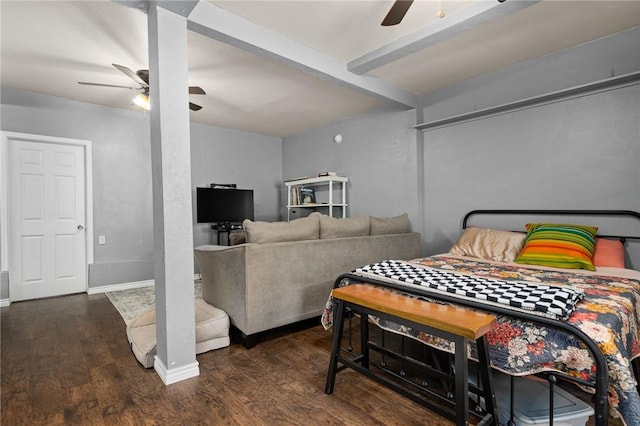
{"left": 194, "top": 245, "right": 248, "bottom": 333}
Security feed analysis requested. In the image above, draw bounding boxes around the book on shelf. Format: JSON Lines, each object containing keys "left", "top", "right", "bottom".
{"left": 299, "top": 187, "right": 315, "bottom": 205}
{"left": 291, "top": 186, "right": 316, "bottom": 205}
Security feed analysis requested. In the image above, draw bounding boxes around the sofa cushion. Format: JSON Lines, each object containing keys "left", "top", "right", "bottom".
{"left": 370, "top": 213, "right": 410, "bottom": 235}
{"left": 229, "top": 230, "right": 246, "bottom": 245}
{"left": 319, "top": 214, "right": 371, "bottom": 239}
{"left": 243, "top": 214, "right": 320, "bottom": 243}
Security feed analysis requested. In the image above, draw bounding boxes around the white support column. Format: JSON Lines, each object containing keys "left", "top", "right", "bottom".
{"left": 147, "top": 2, "right": 199, "bottom": 384}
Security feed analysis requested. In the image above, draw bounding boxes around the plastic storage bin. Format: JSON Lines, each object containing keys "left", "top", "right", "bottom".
{"left": 489, "top": 372, "right": 594, "bottom": 426}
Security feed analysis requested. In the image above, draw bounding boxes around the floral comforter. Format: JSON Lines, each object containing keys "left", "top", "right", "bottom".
{"left": 321, "top": 254, "right": 640, "bottom": 426}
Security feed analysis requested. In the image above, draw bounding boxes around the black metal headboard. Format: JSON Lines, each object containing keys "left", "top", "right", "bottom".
{"left": 462, "top": 209, "right": 640, "bottom": 241}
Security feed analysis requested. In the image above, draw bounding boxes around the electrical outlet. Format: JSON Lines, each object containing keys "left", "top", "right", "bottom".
{"left": 98, "top": 235, "right": 106, "bottom": 245}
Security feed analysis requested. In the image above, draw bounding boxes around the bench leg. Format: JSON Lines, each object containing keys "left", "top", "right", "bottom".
{"left": 360, "top": 312, "right": 369, "bottom": 369}
{"left": 325, "top": 299, "right": 346, "bottom": 395}
{"left": 454, "top": 336, "right": 470, "bottom": 426}
{"left": 476, "top": 336, "right": 497, "bottom": 425}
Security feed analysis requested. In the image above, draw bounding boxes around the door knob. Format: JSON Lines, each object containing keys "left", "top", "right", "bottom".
{"left": 77, "top": 225, "right": 84, "bottom": 230}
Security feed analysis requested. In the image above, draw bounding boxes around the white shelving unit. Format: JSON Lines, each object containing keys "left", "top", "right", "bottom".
{"left": 285, "top": 176, "right": 348, "bottom": 221}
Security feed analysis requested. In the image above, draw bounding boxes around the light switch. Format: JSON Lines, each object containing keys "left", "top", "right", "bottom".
{"left": 98, "top": 235, "right": 106, "bottom": 245}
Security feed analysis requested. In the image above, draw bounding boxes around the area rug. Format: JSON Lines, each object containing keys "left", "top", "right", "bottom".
{"left": 106, "top": 281, "right": 202, "bottom": 325}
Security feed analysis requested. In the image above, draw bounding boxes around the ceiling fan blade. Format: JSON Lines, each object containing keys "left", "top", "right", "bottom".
{"left": 78, "top": 81, "right": 138, "bottom": 90}
{"left": 381, "top": 0, "right": 414, "bottom": 26}
{"left": 189, "top": 86, "right": 206, "bottom": 95}
{"left": 189, "top": 102, "right": 203, "bottom": 111}
{"left": 112, "top": 63, "right": 148, "bottom": 87}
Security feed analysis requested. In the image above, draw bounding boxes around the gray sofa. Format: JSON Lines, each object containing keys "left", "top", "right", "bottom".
{"left": 194, "top": 212, "right": 421, "bottom": 347}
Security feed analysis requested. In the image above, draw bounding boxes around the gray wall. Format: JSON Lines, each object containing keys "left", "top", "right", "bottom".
{"left": 420, "top": 27, "right": 640, "bottom": 268}
{"left": 1, "top": 89, "right": 155, "bottom": 289}
{"left": 190, "top": 122, "right": 282, "bottom": 247}
{"left": 282, "top": 107, "right": 422, "bottom": 231}
{"left": 283, "top": 27, "right": 640, "bottom": 269}
{"left": 1, "top": 89, "right": 281, "bottom": 294}
{"left": 422, "top": 86, "right": 639, "bottom": 253}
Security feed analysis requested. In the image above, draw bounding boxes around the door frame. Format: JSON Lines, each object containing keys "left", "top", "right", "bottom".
{"left": 1, "top": 131, "right": 94, "bottom": 304}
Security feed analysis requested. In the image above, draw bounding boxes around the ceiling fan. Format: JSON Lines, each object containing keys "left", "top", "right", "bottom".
{"left": 78, "top": 63, "right": 206, "bottom": 111}
{"left": 381, "top": 0, "right": 506, "bottom": 26}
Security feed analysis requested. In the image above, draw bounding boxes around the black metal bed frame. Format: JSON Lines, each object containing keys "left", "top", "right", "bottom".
{"left": 331, "top": 209, "right": 640, "bottom": 426}
{"left": 462, "top": 209, "right": 640, "bottom": 241}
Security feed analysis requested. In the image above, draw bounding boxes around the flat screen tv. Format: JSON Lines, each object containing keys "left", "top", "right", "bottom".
{"left": 196, "top": 188, "right": 254, "bottom": 223}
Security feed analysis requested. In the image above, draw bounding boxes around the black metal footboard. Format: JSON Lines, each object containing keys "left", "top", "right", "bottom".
{"left": 331, "top": 272, "right": 610, "bottom": 426}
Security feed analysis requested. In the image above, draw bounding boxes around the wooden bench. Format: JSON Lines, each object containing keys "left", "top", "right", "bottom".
{"left": 325, "top": 284, "right": 498, "bottom": 426}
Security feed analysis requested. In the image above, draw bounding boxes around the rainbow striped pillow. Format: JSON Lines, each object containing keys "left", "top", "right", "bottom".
{"left": 514, "top": 223, "right": 598, "bottom": 271}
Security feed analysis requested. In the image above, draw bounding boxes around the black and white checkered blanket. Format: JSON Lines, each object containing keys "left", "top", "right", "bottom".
{"left": 354, "top": 260, "right": 584, "bottom": 320}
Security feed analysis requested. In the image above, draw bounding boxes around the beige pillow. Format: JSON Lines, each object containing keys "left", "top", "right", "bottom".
{"left": 370, "top": 213, "right": 410, "bottom": 235}
{"left": 319, "top": 214, "right": 370, "bottom": 239}
{"left": 448, "top": 227, "right": 526, "bottom": 263}
{"left": 228, "top": 231, "right": 246, "bottom": 245}
{"left": 243, "top": 214, "right": 319, "bottom": 243}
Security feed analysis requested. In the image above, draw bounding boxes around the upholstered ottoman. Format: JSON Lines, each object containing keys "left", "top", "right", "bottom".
{"left": 127, "top": 298, "right": 230, "bottom": 368}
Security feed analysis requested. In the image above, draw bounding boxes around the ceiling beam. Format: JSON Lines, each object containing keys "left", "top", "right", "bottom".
{"left": 111, "top": 0, "right": 148, "bottom": 13}
{"left": 112, "top": 1, "right": 200, "bottom": 17}
{"left": 348, "top": 0, "right": 540, "bottom": 75}
{"left": 186, "top": 1, "right": 418, "bottom": 109}
{"left": 156, "top": 1, "right": 199, "bottom": 18}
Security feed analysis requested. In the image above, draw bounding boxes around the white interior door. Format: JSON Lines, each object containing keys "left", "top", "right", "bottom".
{"left": 8, "top": 140, "right": 87, "bottom": 301}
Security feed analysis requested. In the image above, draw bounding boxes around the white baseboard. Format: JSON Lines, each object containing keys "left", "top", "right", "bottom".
{"left": 0, "top": 280, "right": 155, "bottom": 304}
{"left": 2, "top": 275, "right": 200, "bottom": 303}
{"left": 154, "top": 357, "right": 200, "bottom": 385}
{"left": 87, "top": 279, "right": 154, "bottom": 295}
{"left": 88, "top": 274, "right": 199, "bottom": 295}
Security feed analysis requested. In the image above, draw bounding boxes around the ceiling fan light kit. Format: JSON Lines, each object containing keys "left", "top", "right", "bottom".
{"left": 78, "top": 63, "right": 206, "bottom": 112}
{"left": 133, "top": 93, "right": 150, "bottom": 110}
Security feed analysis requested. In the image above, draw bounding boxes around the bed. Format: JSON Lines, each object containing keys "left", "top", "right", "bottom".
{"left": 322, "top": 210, "right": 640, "bottom": 426}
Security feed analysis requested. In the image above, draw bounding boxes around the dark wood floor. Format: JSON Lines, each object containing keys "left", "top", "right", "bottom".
{"left": 1, "top": 293, "right": 455, "bottom": 425}
{"left": 1, "top": 293, "right": 623, "bottom": 425}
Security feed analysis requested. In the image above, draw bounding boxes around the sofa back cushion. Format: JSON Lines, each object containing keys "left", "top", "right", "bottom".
{"left": 229, "top": 230, "right": 246, "bottom": 245}
{"left": 243, "top": 214, "right": 320, "bottom": 243}
{"left": 370, "top": 213, "right": 410, "bottom": 235}
{"left": 319, "top": 214, "right": 370, "bottom": 239}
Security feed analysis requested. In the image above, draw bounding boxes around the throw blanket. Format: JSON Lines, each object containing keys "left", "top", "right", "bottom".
{"left": 355, "top": 260, "right": 584, "bottom": 320}
{"left": 322, "top": 255, "right": 640, "bottom": 426}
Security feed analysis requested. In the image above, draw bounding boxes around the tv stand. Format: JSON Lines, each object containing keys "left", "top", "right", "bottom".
{"left": 210, "top": 222, "right": 242, "bottom": 245}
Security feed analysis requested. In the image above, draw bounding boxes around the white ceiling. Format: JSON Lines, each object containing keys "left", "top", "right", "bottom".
{"left": 1, "top": 1, "right": 639, "bottom": 138}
